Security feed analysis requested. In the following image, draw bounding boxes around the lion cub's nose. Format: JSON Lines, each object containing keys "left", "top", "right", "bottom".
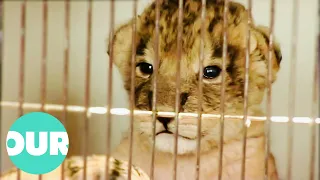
{"left": 157, "top": 117, "right": 173, "bottom": 129}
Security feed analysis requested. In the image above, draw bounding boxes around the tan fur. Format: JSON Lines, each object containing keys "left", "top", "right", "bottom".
{"left": 109, "top": 0, "right": 282, "bottom": 179}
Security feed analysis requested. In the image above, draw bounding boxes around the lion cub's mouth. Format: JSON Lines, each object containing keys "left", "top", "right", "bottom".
{"left": 156, "top": 130, "right": 173, "bottom": 135}
{"left": 156, "top": 130, "right": 196, "bottom": 140}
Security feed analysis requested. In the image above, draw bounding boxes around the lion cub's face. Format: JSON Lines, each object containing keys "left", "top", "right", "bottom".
{"left": 109, "top": 0, "right": 282, "bottom": 155}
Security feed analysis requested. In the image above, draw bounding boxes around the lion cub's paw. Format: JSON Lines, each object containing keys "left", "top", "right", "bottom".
{"left": 0, "top": 155, "right": 150, "bottom": 180}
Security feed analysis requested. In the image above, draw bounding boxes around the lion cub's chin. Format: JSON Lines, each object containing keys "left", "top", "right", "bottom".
{"left": 155, "top": 133, "right": 197, "bottom": 155}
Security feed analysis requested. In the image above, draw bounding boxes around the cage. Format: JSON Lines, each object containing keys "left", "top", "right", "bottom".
{"left": 0, "top": 0, "right": 319, "bottom": 180}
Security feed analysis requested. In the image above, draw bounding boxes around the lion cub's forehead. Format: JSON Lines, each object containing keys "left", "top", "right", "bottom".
{"left": 143, "top": 38, "right": 214, "bottom": 80}
{"left": 137, "top": 0, "right": 247, "bottom": 53}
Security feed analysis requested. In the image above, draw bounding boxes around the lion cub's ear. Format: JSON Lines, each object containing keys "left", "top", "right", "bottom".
{"left": 249, "top": 32, "right": 258, "bottom": 54}
{"left": 254, "top": 25, "right": 282, "bottom": 67}
{"left": 241, "top": 25, "right": 282, "bottom": 69}
{"left": 248, "top": 25, "right": 283, "bottom": 84}
{"left": 106, "top": 17, "right": 142, "bottom": 75}
{"left": 231, "top": 24, "right": 258, "bottom": 54}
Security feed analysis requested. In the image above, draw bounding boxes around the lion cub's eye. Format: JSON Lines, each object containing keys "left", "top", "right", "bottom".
{"left": 203, "top": 65, "right": 221, "bottom": 79}
{"left": 136, "top": 62, "right": 153, "bottom": 78}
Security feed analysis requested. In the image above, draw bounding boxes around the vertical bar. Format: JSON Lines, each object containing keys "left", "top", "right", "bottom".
{"left": 83, "top": 1, "right": 92, "bottom": 180}
{"left": 287, "top": 0, "right": 299, "bottom": 179}
{"left": 127, "top": 0, "right": 137, "bottom": 179}
{"left": 309, "top": 24, "right": 319, "bottom": 180}
{"left": 317, "top": 8, "right": 320, "bottom": 179}
{"left": 0, "top": 0, "right": 3, "bottom": 178}
{"left": 317, "top": 23, "right": 320, "bottom": 180}
{"left": 195, "top": 0, "right": 206, "bottom": 179}
{"left": 105, "top": 0, "right": 115, "bottom": 179}
{"left": 240, "top": 0, "right": 252, "bottom": 179}
{"left": 39, "top": 1, "right": 48, "bottom": 179}
{"left": 17, "top": 1, "right": 27, "bottom": 179}
{"left": 150, "top": 0, "right": 160, "bottom": 179}
{"left": 218, "top": 0, "right": 228, "bottom": 179}
{"left": 316, "top": 27, "right": 320, "bottom": 180}
{"left": 313, "top": 4, "right": 320, "bottom": 180}
{"left": 173, "top": 0, "right": 183, "bottom": 179}
{"left": 61, "top": 0, "right": 70, "bottom": 179}
{"left": 40, "top": 0, "right": 48, "bottom": 113}
{"left": 264, "top": 0, "right": 275, "bottom": 179}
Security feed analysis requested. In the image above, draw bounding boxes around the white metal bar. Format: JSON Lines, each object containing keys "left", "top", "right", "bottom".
{"left": 0, "top": 101, "right": 319, "bottom": 124}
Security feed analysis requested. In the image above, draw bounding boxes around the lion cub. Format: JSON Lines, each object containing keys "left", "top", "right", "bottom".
{"left": 110, "top": 0, "right": 281, "bottom": 180}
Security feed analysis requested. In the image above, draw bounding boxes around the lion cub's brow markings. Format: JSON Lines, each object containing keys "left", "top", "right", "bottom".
{"left": 211, "top": 44, "right": 238, "bottom": 59}
{"left": 135, "top": 0, "right": 247, "bottom": 60}
{"left": 136, "top": 38, "right": 148, "bottom": 56}
{"left": 136, "top": 35, "right": 151, "bottom": 56}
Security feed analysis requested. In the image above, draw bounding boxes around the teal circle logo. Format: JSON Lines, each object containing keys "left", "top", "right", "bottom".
{"left": 6, "top": 112, "right": 69, "bottom": 175}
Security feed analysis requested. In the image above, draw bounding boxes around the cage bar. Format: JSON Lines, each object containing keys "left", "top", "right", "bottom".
{"left": 265, "top": 0, "right": 276, "bottom": 179}
{"left": 172, "top": 0, "right": 183, "bottom": 179}
{"left": 17, "top": 1, "right": 27, "bottom": 179}
{"left": 38, "top": 1, "right": 48, "bottom": 179}
{"left": 105, "top": 0, "right": 115, "bottom": 179}
{"left": 287, "top": 0, "right": 299, "bottom": 179}
{"left": 127, "top": 0, "right": 138, "bottom": 179}
{"left": 60, "top": 0, "right": 70, "bottom": 179}
{"left": 82, "top": 1, "right": 93, "bottom": 179}
{"left": 311, "top": 5, "right": 320, "bottom": 179}
{"left": 40, "top": 0, "right": 47, "bottom": 113}
{"left": 316, "top": 28, "right": 320, "bottom": 180}
{"left": 309, "top": 24, "right": 319, "bottom": 180}
{"left": 0, "top": 0, "right": 2, "bottom": 179}
{"left": 309, "top": 57, "right": 318, "bottom": 180}
{"left": 241, "top": 0, "right": 252, "bottom": 179}
{"left": 217, "top": 0, "right": 229, "bottom": 179}
{"left": 150, "top": 0, "right": 160, "bottom": 179}
{"left": 195, "top": 0, "right": 206, "bottom": 179}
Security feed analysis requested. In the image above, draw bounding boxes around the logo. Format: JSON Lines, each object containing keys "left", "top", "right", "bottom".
{"left": 6, "top": 112, "right": 69, "bottom": 175}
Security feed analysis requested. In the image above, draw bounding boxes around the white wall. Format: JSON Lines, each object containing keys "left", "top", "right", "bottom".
{"left": 0, "top": 0, "right": 318, "bottom": 180}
